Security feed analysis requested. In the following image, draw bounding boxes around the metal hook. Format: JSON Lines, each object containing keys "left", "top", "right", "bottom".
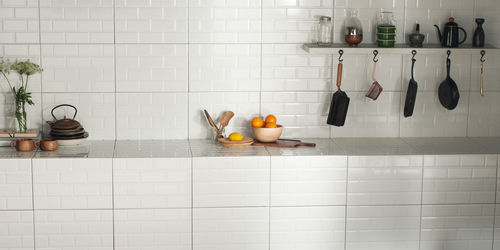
{"left": 447, "top": 50, "right": 451, "bottom": 59}
{"left": 338, "top": 49, "right": 344, "bottom": 63}
{"left": 373, "top": 50, "right": 379, "bottom": 62}
{"left": 411, "top": 50, "right": 417, "bottom": 61}
{"left": 480, "top": 50, "right": 486, "bottom": 62}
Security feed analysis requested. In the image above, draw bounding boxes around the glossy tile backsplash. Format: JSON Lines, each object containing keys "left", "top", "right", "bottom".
{"left": 0, "top": 0, "right": 499, "bottom": 139}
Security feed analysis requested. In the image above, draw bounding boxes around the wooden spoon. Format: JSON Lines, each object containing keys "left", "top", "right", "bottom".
{"left": 219, "top": 111, "right": 234, "bottom": 131}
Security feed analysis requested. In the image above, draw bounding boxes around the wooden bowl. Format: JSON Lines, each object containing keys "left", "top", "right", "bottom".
{"left": 218, "top": 137, "right": 254, "bottom": 148}
{"left": 252, "top": 125, "right": 283, "bottom": 143}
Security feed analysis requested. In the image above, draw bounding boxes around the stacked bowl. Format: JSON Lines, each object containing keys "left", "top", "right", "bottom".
{"left": 377, "top": 25, "right": 396, "bottom": 47}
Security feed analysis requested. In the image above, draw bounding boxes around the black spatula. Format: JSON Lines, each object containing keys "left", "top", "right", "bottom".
{"left": 327, "top": 58, "right": 350, "bottom": 126}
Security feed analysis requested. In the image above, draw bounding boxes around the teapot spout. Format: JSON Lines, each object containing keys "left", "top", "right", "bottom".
{"left": 434, "top": 24, "right": 442, "bottom": 43}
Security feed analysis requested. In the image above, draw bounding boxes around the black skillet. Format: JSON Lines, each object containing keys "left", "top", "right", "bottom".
{"left": 438, "top": 50, "right": 460, "bottom": 110}
{"left": 404, "top": 50, "right": 418, "bottom": 117}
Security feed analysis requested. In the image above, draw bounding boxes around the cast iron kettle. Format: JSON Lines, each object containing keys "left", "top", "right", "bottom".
{"left": 46, "top": 104, "right": 81, "bottom": 130}
{"left": 434, "top": 17, "right": 467, "bottom": 48}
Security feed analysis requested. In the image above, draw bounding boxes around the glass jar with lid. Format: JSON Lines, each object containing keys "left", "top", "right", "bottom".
{"left": 317, "top": 16, "right": 333, "bottom": 45}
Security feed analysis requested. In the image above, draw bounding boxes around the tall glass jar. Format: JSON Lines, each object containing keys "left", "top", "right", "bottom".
{"left": 317, "top": 16, "right": 333, "bottom": 45}
{"left": 344, "top": 9, "right": 363, "bottom": 47}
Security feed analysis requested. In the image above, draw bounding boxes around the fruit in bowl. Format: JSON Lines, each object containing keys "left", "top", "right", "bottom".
{"left": 251, "top": 115, "right": 283, "bottom": 142}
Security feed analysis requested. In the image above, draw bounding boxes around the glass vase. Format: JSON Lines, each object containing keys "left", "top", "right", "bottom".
{"left": 15, "top": 98, "right": 27, "bottom": 133}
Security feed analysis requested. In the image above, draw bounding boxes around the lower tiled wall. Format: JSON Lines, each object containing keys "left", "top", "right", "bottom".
{"left": 1, "top": 154, "right": 500, "bottom": 250}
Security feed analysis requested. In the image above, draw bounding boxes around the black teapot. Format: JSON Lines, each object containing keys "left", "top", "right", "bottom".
{"left": 434, "top": 17, "right": 467, "bottom": 47}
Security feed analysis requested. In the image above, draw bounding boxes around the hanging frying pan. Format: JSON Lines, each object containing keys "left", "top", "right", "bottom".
{"left": 438, "top": 50, "right": 460, "bottom": 110}
{"left": 327, "top": 50, "right": 350, "bottom": 127}
{"left": 404, "top": 50, "right": 418, "bottom": 117}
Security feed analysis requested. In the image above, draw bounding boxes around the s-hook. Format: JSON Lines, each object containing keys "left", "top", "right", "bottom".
{"left": 480, "top": 50, "right": 486, "bottom": 62}
{"left": 373, "top": 50, "right": 379, "bottom": 62}
{"left": 447, "top": 50, "right": 451, "bottom": 59}
{"left": 338, "top": 49, "right": 344, "bottom": 63}
{"left": 411, "top": 50, "right": 417, "bottom": 61}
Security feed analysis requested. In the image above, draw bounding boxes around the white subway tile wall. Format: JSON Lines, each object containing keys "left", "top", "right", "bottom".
{"left": 0, "top": 159, "right": 32, "bottom": 210}
{"left": 32, "top": 159, "right": 112, "bottom": 209}
{"left": 0, "top": 211, "right": 34, "bottom": 250}
{"left": 0, "top": 0, "right": 498, "bottom": 139}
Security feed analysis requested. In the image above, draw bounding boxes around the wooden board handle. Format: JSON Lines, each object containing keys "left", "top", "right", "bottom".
{"left": 336, "top": 63, "right": 343, "bottom": 91}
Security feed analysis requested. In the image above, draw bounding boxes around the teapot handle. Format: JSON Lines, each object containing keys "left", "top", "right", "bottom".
{"left": 51, "top": 104, "right": 78, "bottom": 120}
{"left": 458, "top": 27, "right": 467, "bottom": 45}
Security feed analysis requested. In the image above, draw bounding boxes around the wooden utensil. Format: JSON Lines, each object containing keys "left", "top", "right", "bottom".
{"left": 252, "top": 139, "right": 316, "bottom": 148}
{"left": 218, "top": 137, "right": 254, "bottom": 148}
{"left": 219, "top": 111, "right": 234, "bottom": 131}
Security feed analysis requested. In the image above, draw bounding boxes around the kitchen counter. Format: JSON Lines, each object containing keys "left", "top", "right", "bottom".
{"left": 2, "top": 137, "right": 499, "bottom": 158}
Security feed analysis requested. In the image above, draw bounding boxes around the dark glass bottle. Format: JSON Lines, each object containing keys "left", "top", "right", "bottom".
{"left": 473, "top": 18, "right": 485, "bottom": 47}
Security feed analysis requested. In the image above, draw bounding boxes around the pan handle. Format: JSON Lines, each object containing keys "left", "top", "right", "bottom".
{"left": 336, "top": 63, "right": 343, "bottom": 91}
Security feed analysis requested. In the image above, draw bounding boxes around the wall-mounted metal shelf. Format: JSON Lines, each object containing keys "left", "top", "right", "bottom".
{"left": 302, "top": 43, "right": 499, "bottom": 55}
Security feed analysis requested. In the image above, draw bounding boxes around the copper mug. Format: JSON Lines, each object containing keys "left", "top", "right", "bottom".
{"left": 40, "top": 139, "right": 58, "bottom": 151}
{"left": 10, "top": 139, "right": 38, "bottom": 152}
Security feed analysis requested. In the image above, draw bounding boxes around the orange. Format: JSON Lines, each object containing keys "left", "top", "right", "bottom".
{"left": 265, "top": 114, "right": 277, "bottom": 124}
{"left": 264, "top": 122, "right": 277, "bottom": 128}
{"left": 251, "top": 117, "right": 264, "bottom": 128}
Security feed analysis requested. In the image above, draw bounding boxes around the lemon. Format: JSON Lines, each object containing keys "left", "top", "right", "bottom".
{"left": 229, "top": 132, "right": 244, "bottom": 141}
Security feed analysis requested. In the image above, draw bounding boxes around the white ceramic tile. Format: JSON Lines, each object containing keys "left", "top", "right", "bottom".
{"left": 423, "top": 155, "right": 497, "bottom": 204}
{"left": 116, "top": 93, "right": 188, "bottom": 140}
{"left": 270, "top": 206, "right": 345, "bottom": 250}
{"left": 113, "top": 158, "right": 191, "bottom": 209}
{"left": 34, "top": 210, "right": 113, "bottom": 250}
{"left": 421, "top": 204, "right": 494, "bottom": 250}
{"left": 262, "top": 0, "right": 333, "bottom": 43}
{"left": 115, "top": 44, "right": 188, "bottom": 92}
{"left": 260, "top": 92, "right": 331, "bottom": 138}
{"left": 42, "top": 93, "right": 115, "bottom": 140}
{"left": 193, "top": 156, "right": 270, "bottom": 207}
{"left": 115, "top": 0, "right": 188, "bottom": 43}
{"left": 402, "top": 53, "right": 472, "bottom": 92}
{"left": 0, "top": 210, "right": 33, "bottom": 250}
{"left": 400, "top": 92, "right": 469, "bottom": 137}
{"left": 189, "top": 0, "right": 261, "bottom": 43}
{"left": 333, "top": 138, "right": 420, "bottom": 155}
{"left": 0, "top": 159, "right": 32, "bottom": 210}
{"left": 346, "top": 205, "right": 421, "bottom": 250}
{"left": 262, "top": 44, "right": 332, "bottom": 91}
{"left": 114, "top": 209, "right": 191, "bottom": 250}
{"left": 270, "top": 156, "right": 347, "bottom": 206}
{"left": 114, "top": 140, "right": 191, "bottom": 158}
{"left": 348, "top": 155, "right": 423, "bottom": 205}
{"left": 39, "top": 0, "right": 113, "bottom": 43}
{"left": 35, "top": 140, "right": 115, "bottom": 159}
{"left": 330, "top": 91, "right": 401, "bottom": 138}
{"left": 468, "top": 92, "right": 500, "bottom": 137}
{"left": 193, "top": 207, "right": 269, "bottom": 250}
{"left": 495, "top": 204, "right": 500, "bottom": 250}
{"left": 334, "top": 54, "right": 403, "bottom": 92}
{"left": 0, "top": 44, "right": 41, "bottom": 93}
{"left": 32, "top": 159, "right": 112, "bottom": 209}
{"left": 189, "top": 44, "right": 261, "bottom": 91}
{"left": 0, "top": 93, "right": 42, "bottom": 133}
{"left": 0, "top": 0, "right": 39, "bottom": 43}
{"left": 188, "top": 92, "right": 260, "bottom": 139}
{"left": 40, "top": 44, "right": 115, "bottom": 92}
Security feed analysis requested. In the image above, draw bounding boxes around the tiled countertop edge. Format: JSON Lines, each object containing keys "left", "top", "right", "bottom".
{"left": 1, "top": 137, "right": 500, "bottom": 159}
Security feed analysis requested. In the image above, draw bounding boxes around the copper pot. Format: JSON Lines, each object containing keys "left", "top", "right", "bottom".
{"left": 10, "top": 139, "right": 38, "bottom": 152}
{"left": 40, "top": 139, "right": 58, "bottom": 151}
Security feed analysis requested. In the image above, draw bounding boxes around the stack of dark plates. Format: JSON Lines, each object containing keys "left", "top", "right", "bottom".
{"left": 50, "top": 125, "right": 88, "bottom": 140}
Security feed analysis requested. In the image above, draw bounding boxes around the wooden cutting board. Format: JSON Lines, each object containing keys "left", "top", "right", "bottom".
{"left": 0, "top": 129, "right": 39, "bottom": 138}
{"left": 252, "top": 139, "right": 316, "bottom": 148}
